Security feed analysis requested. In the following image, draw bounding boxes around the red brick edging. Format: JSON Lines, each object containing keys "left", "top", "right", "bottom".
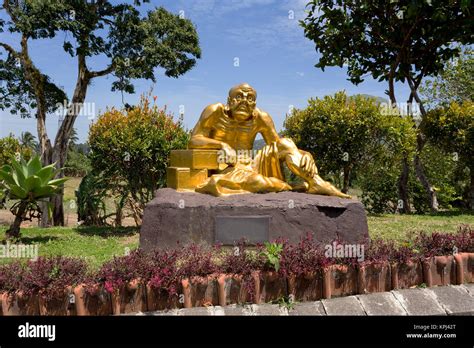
{"left": 1, "top": 253, "right": 473, "bottom": 315}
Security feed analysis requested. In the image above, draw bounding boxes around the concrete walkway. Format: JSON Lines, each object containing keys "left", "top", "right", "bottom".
{"left": 137, "top": 284, "right": 474, "bottom": 316}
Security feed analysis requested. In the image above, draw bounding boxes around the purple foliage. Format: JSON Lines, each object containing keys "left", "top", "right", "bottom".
{"left": 177, "top": 244, "right": 218, "bottom": 278}
{"left": 0, "top": 224, "right": 471, "bottom": 300}
{"left": 97, "top": 249, "right": 149, "bottom": 293}
{"left": 22, "top": 257, "right": 88, "bottom": 300}
{"left": 147, "top": 249, "right": 181, "bottom": 298}
{"left": 279, "top": 234, "right": 333, "bottom": 276}
{"left": 0, "top": 261, "right": 26, "bottom": 293}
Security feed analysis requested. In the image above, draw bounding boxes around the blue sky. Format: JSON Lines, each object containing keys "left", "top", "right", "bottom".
{"left": 0, "top": 0, "right": 410, "bottom": 143}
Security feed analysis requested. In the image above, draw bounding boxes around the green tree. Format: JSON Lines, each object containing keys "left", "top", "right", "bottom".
{"left": 64, "top": 150, "right": 91, "bottom": 177}
{"left": 88, "top": 95, "right": 189, "bottom": 225}
{"left": 19, "top": 131, "right": 37, "bottom": 152}
{"left": 0, "top": 0, "right": 201, "bottom": 226}
{"left": 422, "top": 101, "right": 474, "bottom": 209}
{"left": 0, "top": 134, "right": 32, "bottom": 165}
{"left": 420, "top": 49, "right": 474, "bottom": 109}
{"left": 301, "top": 0, "right": 473, "bottom": 213}
{"left": 284, "top": 92, "right": 391, "bottom": 193}
{"left": 284, "top": 91, "right": 416, "bottom": 212}
{"left": 67, "top": 128, "right": 79, "bottom": 151}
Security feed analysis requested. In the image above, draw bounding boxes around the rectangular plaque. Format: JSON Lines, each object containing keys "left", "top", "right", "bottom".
{"left": 215, "top": 215, "right": 270, "bottom": 245}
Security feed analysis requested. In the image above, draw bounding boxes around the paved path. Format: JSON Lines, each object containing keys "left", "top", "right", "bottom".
{"left": 136, "top": 284, "right": 474, "bottom": 316}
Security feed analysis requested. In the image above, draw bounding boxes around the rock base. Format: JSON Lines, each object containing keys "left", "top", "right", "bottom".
{"left": 140, "top": 188, "right": 369, "bottom": 251}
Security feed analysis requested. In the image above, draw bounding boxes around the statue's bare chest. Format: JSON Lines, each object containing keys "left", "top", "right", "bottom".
{"left": 211, "top": 114, "right": 259, "bottom": 149}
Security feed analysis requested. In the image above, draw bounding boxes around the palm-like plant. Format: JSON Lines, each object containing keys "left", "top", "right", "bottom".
{"left": 19, "top": 131, "right": 38, "bottom": 151}
{"left": 0, "top": 155, "right": 68, "bottom": 239}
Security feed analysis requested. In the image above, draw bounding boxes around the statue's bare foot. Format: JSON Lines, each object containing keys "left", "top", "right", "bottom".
{"left": 290, "top": 182, "right": 309, "bottom": 192}
{"left": 307, "top": 185, "right": 352, "bottom": 198}
{"left": 306, "top": 176, "right": 352, "bottom": 199}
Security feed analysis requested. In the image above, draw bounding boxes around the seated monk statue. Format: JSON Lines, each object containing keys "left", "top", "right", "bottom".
{"left": 188, "top": 83, "right": 351, "bottom": 198}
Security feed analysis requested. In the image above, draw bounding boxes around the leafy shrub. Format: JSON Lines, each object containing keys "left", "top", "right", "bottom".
{"left": 0, "top": 134, "right": 32, "bottom": 166}
{"left": 219, "top": 241, "right": 263, "bottom": 275}
{"left": 76, "top": 174, "right": 110, "bottom": 226}
{"left": 279, "top": 234, "right": 333, "bottom": 276}
{"left": 413, "top": 224, "right": 473, "bottom": 257}
{"left": 97, "top": 250, "right": 149, "bottom": 293}
{"left": 88, "top": 95, "right": 189, "bottom": 224}
{"left": 259, "top": 241, "right": 283, "bottom": 272}
{"left": 219, "top": 241, "right": 264, "bottom": 301}
{"left": 414, "top": 232, "right": 457, "bottom": 257}
{"left": 177, "top": 244, "right": 218, "bottom": 278}
{"left": 21, "top": 257, "right": 88, "bottom": 300}
{"left": 147, "top": 249, "right": 181, "bottom": 298}
{"left": 389, "top": 244, "right": 420, "bottom": 264}
{"left": 283, "top": 92, "right": 384, "bottom": 191}
{"left": 422, "top": 101, "right": 474, "bottom": 209}
{"left": 284, "top": 92, "right": 416, "bottom": 196}
{"left": 64, "top": 150, "right": 91, "bottom": 177}
{"left": 0, "top": 225, "right": 472, "bottom": 302}
{"left": 0, "top": 261, "right": 27, "bottom": 293}
{"left": 453, "top": 225, "right": 474, "bottom": 252}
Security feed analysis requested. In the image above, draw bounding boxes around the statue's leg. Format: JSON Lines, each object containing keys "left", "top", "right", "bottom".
{"left": 277, "top": 138, "right": 351, "bottom": 198}
{"left": 242, "top": 172, "right": 292, "bottom": 193}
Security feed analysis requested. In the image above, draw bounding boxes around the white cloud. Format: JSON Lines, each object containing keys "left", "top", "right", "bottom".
{"left": 175, "top": 0, "right": 314, "bottom": 55}
{"left": 178, "top": 0, "right": 277, "bottom": 17}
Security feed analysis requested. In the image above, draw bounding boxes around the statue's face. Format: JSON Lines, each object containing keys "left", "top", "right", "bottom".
{"left": 228, "top": 87, "right": 257, "bottom": 121}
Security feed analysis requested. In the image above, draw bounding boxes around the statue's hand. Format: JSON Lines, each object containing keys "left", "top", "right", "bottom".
{"left": 300, "top": 151, "right": 317, "bottom": 177}
{"left": 221, "top": 143, "right": 237, "bottom": 165}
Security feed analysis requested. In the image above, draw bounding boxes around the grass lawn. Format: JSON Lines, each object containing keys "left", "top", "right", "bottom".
{"left": 368, "top": 211, "right": 474, "bottom": 244}
{"left": 0, "top": 211, "right": 472, "bottom": 268}
{"left": 63, "top": 177, "right": 82, "bottom": 202}
{"left": 0, "top": 226, "right": 139, "bottom": 269}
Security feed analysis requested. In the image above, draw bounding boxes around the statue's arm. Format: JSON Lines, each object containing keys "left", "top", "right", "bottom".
{"left": 189, "top": 103, "right": 226, "bottom": 149}
{"left": 259, "top": 111, "right": 281, "bottom": 144}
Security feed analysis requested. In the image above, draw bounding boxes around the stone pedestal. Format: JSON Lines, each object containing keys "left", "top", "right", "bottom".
{"left": 140, "top": 188, "right": 369, "bottom": 251}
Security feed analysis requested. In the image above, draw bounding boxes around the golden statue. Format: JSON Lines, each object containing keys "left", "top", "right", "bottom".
{"left": 166, "top": 83, "right": 350, "bottom": 198}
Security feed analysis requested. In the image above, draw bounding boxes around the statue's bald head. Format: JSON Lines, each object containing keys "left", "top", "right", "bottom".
{"left": 228, "top": 83, "right": 257, "bottom": 100}
{"left": 227, "top": 83, "right": 257, "bottom": 121}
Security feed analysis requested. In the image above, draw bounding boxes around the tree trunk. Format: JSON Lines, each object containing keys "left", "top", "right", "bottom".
{"left": 407, "top": 76, "right": 438, "bottom": 212}
{"left": 342, "top": 165, "right": 351, "bottom": 194}
{"left": 398, "top": 156, "right": 411, "bottom": 213}
{"left": 20, "top": 35, "right": 53, "bottom": 228}
{"left": 470, "top": 166, "right": 474, "bottom": 210}
{"left": 50, "top": 54, "right": 91, "bottom": 226}
{"left": 388, "top": 75, "right": 411, "bottom": 213}
{"left": 6, "top": 201, "right": 28, "bottom": 239}
{"left": 414, "top": 132, "right": 439, "bottom": 212}
{"left": 39, "top": 139, "right": 53, "bottom": 227}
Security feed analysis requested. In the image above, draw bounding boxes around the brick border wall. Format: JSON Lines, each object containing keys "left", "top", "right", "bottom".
{"left": 1, "top": 253, "right": 472, "bottom": 315}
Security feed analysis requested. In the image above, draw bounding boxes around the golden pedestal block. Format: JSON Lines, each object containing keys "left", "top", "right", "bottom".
{"left": 170, "top": 149, "right": 221, "bottom": 170}
{"left": 167, "top": 149, "right": 220, "bottom": 190}
{"left": 166, "top": 167, "right": 208, "bottom": 190}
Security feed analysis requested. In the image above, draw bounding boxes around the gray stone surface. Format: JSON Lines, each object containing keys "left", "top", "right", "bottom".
{"left": 139, "top": 284, "right": 474, "bottom": 316}
{"left": 357, "top": 292, "right": 407, "bottom": 316}
{"left": 392, "top": 289, "right": 446, "bottom": 316}
{"left": 223, "top": 304, "right": 247, "bottom": 316}
{"left": 178, "top": 307, "right": 214, "bottom": 316}
{"left": 322, "top": 296, "right": 366, "bottom": 316}
{"left": 140, "top": 188, "right": 369, "bottom": 250}
{"left": 144, "top": 308, "right": 180, "bottom": 316}
{"left": 289, "top": 301, "right": 326, "bottom": 316}
{"left": 461, "top": 283, "right": 474, "bottom": 296}
{"left": 428, "top": 285, "right": 474, "bottom": 315}
{"left": 255, "top": 304, "right": 288, "bottom": 315}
